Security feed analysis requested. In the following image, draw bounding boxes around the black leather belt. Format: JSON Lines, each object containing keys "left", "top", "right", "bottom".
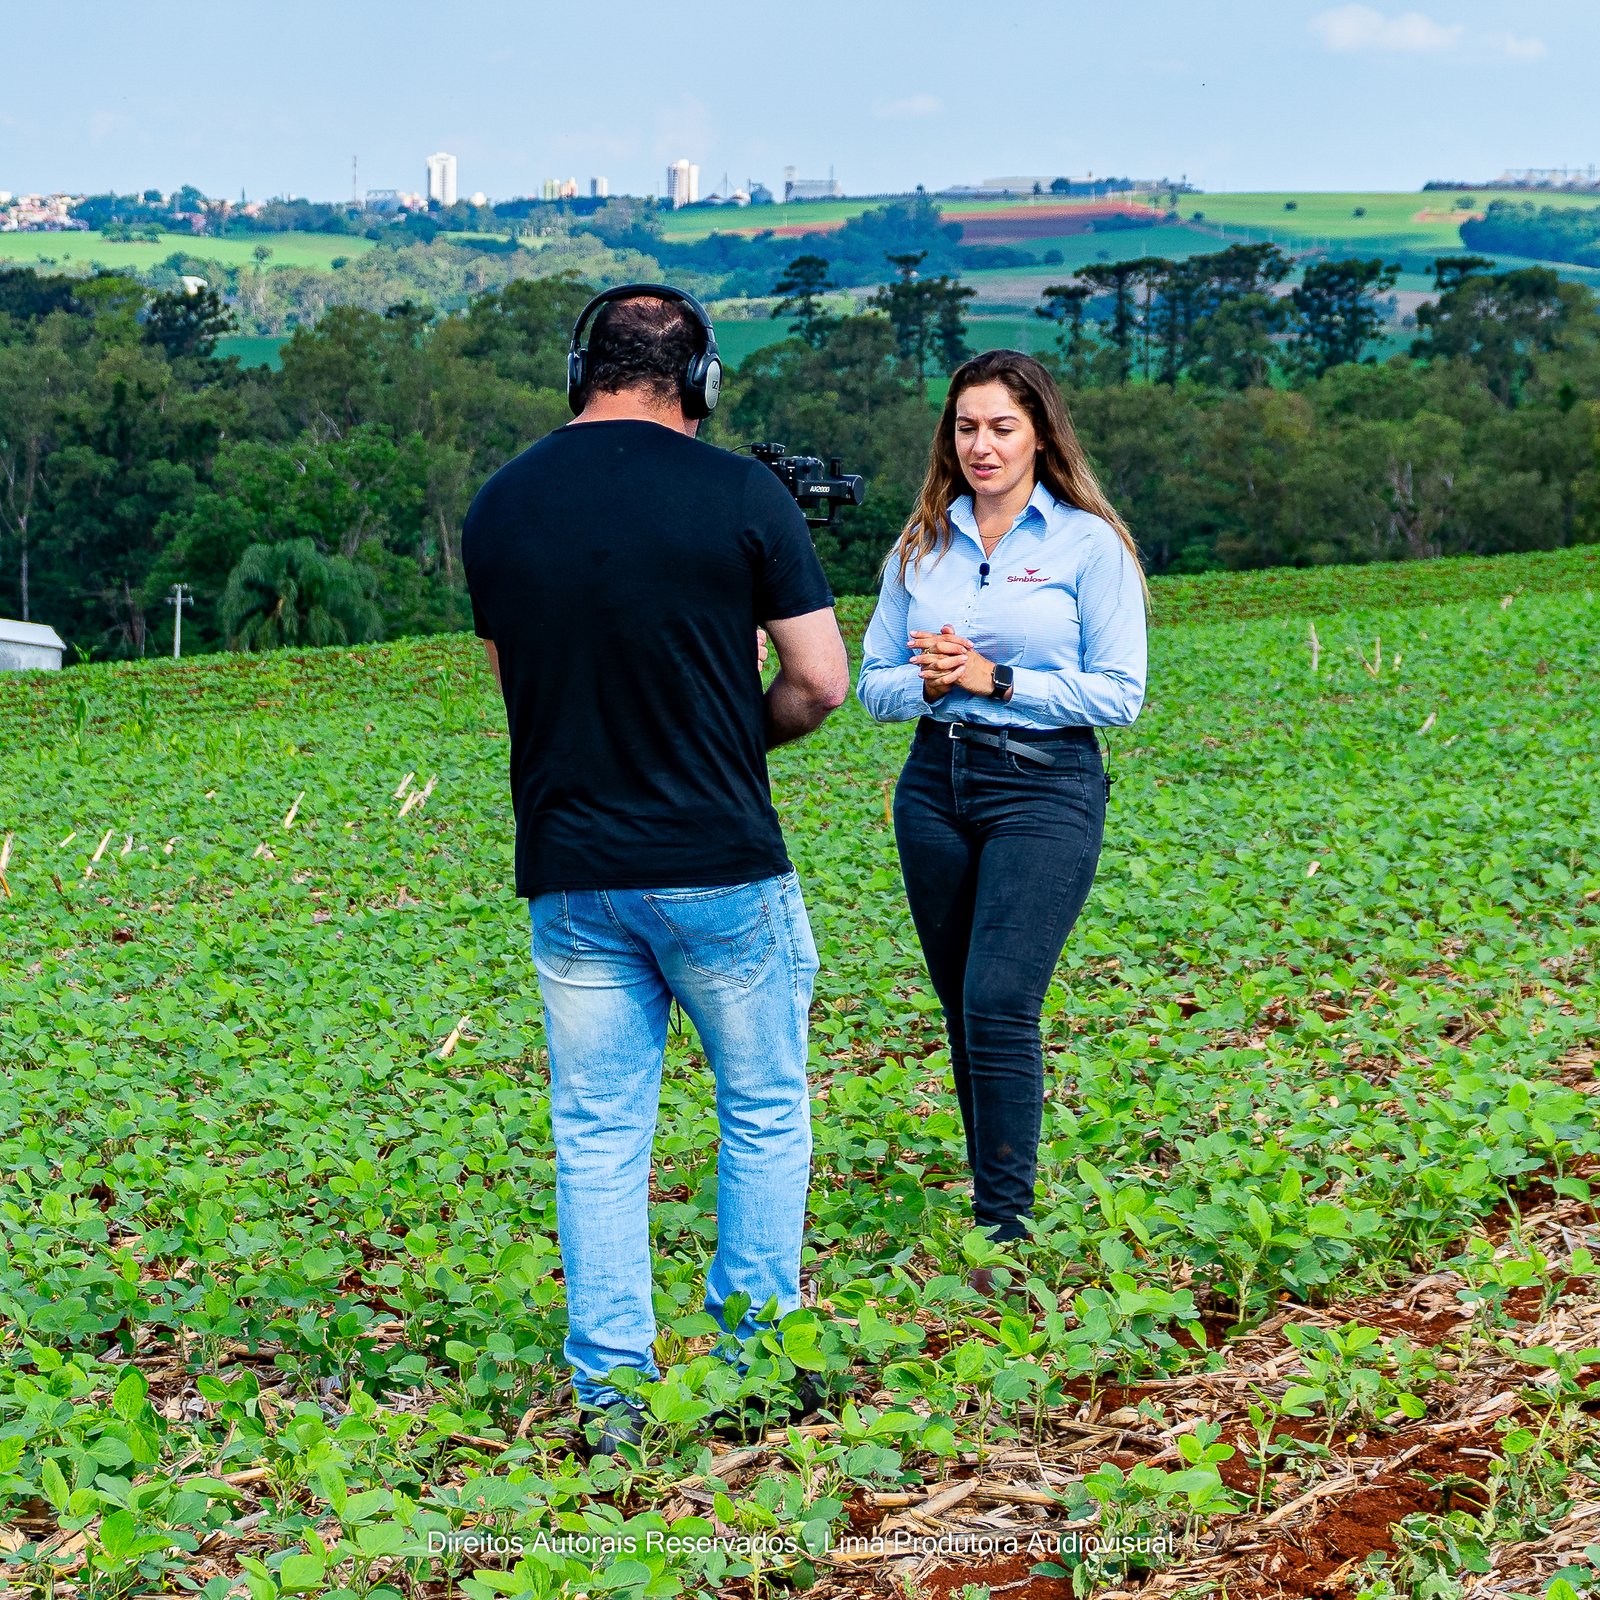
{"left": 917, "top": 717, "right": 1090, "bottom": 767}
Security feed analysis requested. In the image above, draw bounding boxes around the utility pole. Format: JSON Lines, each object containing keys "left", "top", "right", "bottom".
{"left": 167, "top": 582, "right": 193, "bottom": 658}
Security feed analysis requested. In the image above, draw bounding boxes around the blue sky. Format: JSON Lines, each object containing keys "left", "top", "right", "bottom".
{"left": 2, "top": 0, "right": 1593, "bottom": 200}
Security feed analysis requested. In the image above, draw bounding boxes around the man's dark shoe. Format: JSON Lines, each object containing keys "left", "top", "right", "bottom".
{"left": 791, "top": 1371, "right": 826, "bottom": 1418}
{"left": 576, "top": 1401, "right": 645, "bottom": 1462}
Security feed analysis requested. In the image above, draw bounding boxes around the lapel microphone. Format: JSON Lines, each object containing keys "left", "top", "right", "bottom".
{"left": 978, "top": 562, "right": 990, "bottom": 588}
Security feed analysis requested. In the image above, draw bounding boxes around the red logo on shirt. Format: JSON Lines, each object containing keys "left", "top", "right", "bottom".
{"left": 1008, "top": 568, "right": 1049, "bottom": 583}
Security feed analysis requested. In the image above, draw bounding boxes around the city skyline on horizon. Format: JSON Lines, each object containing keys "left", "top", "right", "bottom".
{"left": 2, "top": 0, "right": 1595, "bottom": 203}
{"left": 13, "top": 157, "right": 1600, "bottom": 211}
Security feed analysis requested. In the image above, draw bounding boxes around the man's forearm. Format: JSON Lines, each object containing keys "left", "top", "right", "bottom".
{"left": 763, "top": 670, "right": 837, "bottom": 749}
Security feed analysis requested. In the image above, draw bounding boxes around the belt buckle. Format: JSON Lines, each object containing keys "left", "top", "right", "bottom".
{"left": 947, "top": 721, "right": 961, "bottom": 740}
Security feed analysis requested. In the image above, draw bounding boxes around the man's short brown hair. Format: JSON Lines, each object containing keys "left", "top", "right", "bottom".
{"left": 583, "top": 295, "right": 703, "bottom": 407}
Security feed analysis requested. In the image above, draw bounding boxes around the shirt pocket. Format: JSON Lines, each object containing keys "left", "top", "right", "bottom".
{"left": 981, "top": 619, "right": 1030, "bottom": 667}
{"left": 969, "top": 603, "right": 1029, "bottom": 666}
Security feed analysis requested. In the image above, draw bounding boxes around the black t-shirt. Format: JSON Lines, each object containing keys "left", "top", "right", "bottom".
{"left": 462, "top": 419, "right": 835, "bottom": 899}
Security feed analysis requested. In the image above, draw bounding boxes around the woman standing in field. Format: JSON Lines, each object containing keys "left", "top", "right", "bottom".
{"left": 856, "top": 349, "right": 1148, "bottom": 1275}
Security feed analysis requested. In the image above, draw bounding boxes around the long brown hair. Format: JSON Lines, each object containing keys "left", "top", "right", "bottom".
{"left": 892, "top": 349, "right": 1149, "bottom": 604}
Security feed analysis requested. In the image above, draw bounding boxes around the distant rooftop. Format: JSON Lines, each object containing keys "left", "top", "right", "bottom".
{"left": 0, "top": 618, "right": 65, "bottom": 649}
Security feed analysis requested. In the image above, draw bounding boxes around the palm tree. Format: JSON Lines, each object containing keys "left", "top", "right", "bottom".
{"left": 221, "top": 538, "right": 382, "bottom": 651}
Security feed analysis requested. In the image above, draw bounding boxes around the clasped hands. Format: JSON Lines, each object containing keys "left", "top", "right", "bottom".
{"left": 910, "top": 625, "right": 1000, "bottom": 701}
{"left": 755, "top": 625, "right": 1000, "bottom": 699}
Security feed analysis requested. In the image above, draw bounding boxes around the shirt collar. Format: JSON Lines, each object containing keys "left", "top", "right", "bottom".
{"left": 950, "top": 481, "right": 1059, "bottom": 545}
{"left": 1023, "top": 480, "right": 1058, "bottom": 526}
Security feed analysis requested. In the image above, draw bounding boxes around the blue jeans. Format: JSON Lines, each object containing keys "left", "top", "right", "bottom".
{"left": 528, "top": 871, "right": 819, "bottom": 1411}
{"left": 894, "top": 720, "right": 1106, "bottom": 1241}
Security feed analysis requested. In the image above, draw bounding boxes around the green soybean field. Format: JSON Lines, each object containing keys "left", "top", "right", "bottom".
{"left": 0, "top": 232, "right": 375, "bottom": 275}
{"left": 2, "top": 546, "right": 1598, "bottom": 1600}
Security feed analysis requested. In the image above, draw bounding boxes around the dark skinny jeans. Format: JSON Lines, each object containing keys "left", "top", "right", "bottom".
{"left": 894, "top": 717, "right": 1107, "bottom": 1241}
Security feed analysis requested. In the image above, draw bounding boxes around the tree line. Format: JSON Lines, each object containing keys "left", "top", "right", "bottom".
{"left": 71, "top": 189, "right": 584, "bottom": 240}
{"left": 1, "top": 249, "right": 1596, "bottom": 659}
{"left": 744, "top": 247, "right": 1599, "bottom": 588}
{"left": 773, "top": 241, "right": 1407, "bottom": 389}
{"left": 1461, "top": 200, "right": 1600, "bottom": 271}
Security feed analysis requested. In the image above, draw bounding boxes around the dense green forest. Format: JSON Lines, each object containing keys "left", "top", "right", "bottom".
{"left": 1, "top": 244, "right": 1596, "bottom": 660}
{"left": 1463, "top": 200, "right": 1600, "bottom": 270}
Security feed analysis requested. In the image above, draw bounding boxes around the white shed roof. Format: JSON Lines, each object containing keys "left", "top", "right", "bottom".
{"left": 0, "top": 618, "right": 65, "bottom": 649}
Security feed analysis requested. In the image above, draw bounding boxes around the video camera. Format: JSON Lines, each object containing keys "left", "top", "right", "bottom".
{"left": 748, "top": 443, "right": 866, "bottom": 530}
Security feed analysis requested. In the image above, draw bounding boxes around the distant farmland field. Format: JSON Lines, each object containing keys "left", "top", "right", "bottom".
{"left": 655, "top": 193, "right": 1138, "bottom": 243}
{"left": 943, "top": 200, "right": 1153, "bottom": 241}
{"left": 658, "top": 197, "right": 893, "bottom": 241}
{"left": 655, "top": 190, "right": 1486, "bottom": 251}
{"left": 661, "top": 188, "right": 1600, "bottom": 276}
{"left": 214, "top": 334, "right": 288, "bottom": 370}
{"left": 1153, "top": 189, "right": 1600, "bottom": 255}
{"left": 1155, "top": 190, "right": 1483, "bottom": 252}
{"left": 702, "top": 319, "right": 790, "bottom": 367}
{"left": 964, "top": 313, "right": 1058, "bottom": 354}
{"left": 0, "top": 229, "right": 374, "bottom": 273}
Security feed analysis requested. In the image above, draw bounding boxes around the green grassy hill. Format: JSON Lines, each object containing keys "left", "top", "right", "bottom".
{"left": 0, "top": 229, "right": 374, "bottom": 274}
{"left": 659, "top": 196, "right": 917, "bottom": 242}
{"left": 1168, "top": 188, "right": 1600, "bottom": 247}
{"left": 1158, "top": 190, "right": 1600, "bottom": 286}
{"left": 1159, "top": 190, "right": 1482, "bottom": 253}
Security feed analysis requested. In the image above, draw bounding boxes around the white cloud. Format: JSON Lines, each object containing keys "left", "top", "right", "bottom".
{"left": 871, "top": 94, "right": 942, "bottom": 121}
{"left": 1495, "top": 32, "right": 1548, "bottom": 60}
{"left": 1310, "top": 5, "right": 1463, "bottom": 52}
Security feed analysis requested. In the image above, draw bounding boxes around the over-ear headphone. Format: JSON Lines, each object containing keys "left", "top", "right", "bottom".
{"left": 566, "top": 282, "right": 722, "bottom": 419}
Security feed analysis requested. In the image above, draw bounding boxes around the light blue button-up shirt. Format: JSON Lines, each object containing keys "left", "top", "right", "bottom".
{"left": 856, "top": 481, "right": 1148, "bottom": 728}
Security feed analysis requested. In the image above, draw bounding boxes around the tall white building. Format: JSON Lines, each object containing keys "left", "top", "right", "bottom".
{"left": 590, "top": 176, "right": 609, "bottom": 199}
{"left": 425, "top": 152, "right": 458, "bottom": 206}
{"left": 666, "top": 159, "right": 699, "bottom": 208}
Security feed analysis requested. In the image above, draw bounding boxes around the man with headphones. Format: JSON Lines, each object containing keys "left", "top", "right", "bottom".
{"left": 462, "top": 284, "right": 850, "bottom": 1460}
